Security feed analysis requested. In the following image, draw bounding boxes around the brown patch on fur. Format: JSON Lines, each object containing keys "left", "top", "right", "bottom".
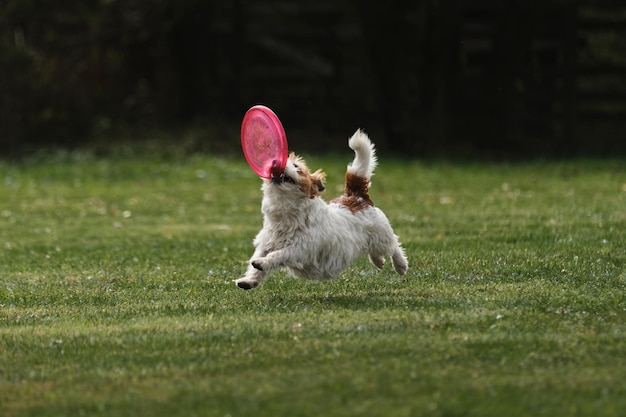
{"left": 300, "top": 168, "right": 326, "bottom": 198}
{"left": 289, "top": 153, "right": 326, "bottom": 198}
{"left": 331, "top": 172, "right": 374, "bottom": 213}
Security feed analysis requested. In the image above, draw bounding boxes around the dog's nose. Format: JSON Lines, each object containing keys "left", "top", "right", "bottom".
{"left": 269, "top": 160, "right": 284, "bottom": 178}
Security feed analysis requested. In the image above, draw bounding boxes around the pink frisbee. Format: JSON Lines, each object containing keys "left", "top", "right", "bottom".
{"left": 241, "top": 105, "right": 288, "bottom": 178}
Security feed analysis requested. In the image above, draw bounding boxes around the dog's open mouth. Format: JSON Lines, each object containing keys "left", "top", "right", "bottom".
{"left": 271, "top": 173, "right": 296, "bottom": 185}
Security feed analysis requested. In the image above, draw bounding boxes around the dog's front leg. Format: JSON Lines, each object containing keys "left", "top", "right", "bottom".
{"left": 235, "top": 247, "right": 269, "bottom": 290}
{"left": 235, "top": 263, "right": 268, "bottom": 290}
{"left": 250, "top": 248, "right": 292, "bottom": 272}
{"left": 236, "top": 247, "right": 302, "bottom": 289}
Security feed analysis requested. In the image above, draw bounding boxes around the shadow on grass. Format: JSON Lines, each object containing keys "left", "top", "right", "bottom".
{"left": 261, "top": 283, "right": 458, "bottom": 313}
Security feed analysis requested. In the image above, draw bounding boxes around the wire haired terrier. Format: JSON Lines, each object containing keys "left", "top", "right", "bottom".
{"left": 236, "top": 129, "right": 408, "bottom": 289}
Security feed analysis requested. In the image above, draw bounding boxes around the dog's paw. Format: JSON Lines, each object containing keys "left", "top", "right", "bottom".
{"left": 369, "top": 254, "right": 385, "bottom": 269}
{"left": 392, "top": 248, "right": 408, "bottom": 275}
{"left": 394, "top": 263, "right": 408, "bottom": 276}
{"left": 392, "top": 257, "right": 408, "bottom": 275}
{"left": 235, "top": 279, "right": 259, "bottom": 290}
{"left": 251, "top": 259, "right": 264, "bottom": 271}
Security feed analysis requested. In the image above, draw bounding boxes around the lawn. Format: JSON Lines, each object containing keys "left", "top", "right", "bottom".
{"left": 0, "top": 145, "right": 625, "bottom": 417}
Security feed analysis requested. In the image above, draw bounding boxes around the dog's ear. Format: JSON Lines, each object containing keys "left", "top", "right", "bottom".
{"left": 309, "top": 169, "right": 326, "bottom": 198}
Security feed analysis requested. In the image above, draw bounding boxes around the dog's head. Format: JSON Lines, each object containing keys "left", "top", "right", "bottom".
{"left": 267, "top": 153, "right": 326, "bottom": 198}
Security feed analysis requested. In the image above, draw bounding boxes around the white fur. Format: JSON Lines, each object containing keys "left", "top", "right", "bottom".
{"left": 235, "top": 129, "right": 408, "bottom": 289}
{"left": 348, "top": 130, "right": 377, "bottom": 178}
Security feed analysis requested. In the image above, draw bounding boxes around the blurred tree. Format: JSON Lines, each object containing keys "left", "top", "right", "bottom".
{"left": 1, "top": 0, "right": 625, "bottom": 157}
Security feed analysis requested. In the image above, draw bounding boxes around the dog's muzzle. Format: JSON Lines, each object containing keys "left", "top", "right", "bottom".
{"left": 271, "top": 173, "right": 295, "bottom": 185}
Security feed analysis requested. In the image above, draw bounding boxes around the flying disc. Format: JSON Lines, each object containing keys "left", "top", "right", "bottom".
{"left": 241, "top": 105, "right": 288, "bottom": 178}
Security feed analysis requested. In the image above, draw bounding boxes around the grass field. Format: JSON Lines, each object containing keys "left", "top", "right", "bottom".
{"left": 1, "top": 146, "right": 625, "bottom": 416}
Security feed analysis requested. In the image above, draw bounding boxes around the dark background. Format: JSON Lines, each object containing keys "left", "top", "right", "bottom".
{"left": 1, "top": 0, "right": 625, "bottom": 158}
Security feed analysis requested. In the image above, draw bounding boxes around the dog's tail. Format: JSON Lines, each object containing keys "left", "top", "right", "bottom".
{"left": 335, "top": 129, "right": 377, "bottom": 209}
{"left": 347, "top": 129, "right": 377, "bottom": 180}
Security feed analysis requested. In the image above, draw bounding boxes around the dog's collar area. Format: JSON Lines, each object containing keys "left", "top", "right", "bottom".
{"left": 271, "top": 173, "right": 296, "bottom": 185}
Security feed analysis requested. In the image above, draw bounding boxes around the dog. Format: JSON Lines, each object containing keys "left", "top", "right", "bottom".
{"left": 235, "top": 129, "right": 408, "bottom": 289}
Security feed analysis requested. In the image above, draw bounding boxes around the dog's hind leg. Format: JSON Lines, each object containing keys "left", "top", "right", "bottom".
{"left": 368, "top": 254, "right": 385, "bottom": 269}
{"left": 391, "top": 246, "right": 408, "bottom": 275}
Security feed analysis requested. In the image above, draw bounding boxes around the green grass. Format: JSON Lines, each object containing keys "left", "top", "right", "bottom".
{"left": 1, "top": 147, "right": 625, "bottom": 417}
